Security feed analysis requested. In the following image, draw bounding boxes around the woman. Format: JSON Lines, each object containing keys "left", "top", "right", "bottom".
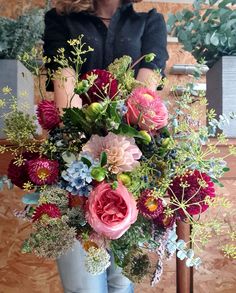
{"left": 43, "top": 0, "right": 169, "bottom": 292}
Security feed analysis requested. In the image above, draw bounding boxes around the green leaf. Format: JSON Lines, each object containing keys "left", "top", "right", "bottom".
{"left": 81, "top": 157, "right": 92, "bottom": 168}
{"left": 100, "top": 151, "right": 107, "bottom": 167}
{"left": 223, "top": 167, "right": 230, "bottom": 172}
{"left": 114, "top": 123, "right": 144, "bottom": 139}
{"left": 210, "top": 32, "right": 219, "bottom": 46}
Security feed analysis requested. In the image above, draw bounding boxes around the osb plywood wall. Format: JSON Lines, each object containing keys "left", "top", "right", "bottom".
{"left": 0, "top": 1, "right": 235, "bottom": 293}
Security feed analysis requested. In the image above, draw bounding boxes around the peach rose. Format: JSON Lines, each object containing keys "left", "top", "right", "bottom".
{"left": 86, "top": 181, "right": 138, "bottom": 239}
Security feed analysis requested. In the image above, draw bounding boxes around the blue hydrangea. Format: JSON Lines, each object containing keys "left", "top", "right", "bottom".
{"left": 61, "top": 160, "right": 93, "bottom": 196}
{"left": 116, "top": 100, "right": 128, "bottom": 116}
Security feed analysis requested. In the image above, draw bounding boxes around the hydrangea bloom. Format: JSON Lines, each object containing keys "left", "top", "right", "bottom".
{"left": 61, "top": 160, "right": 93, "bottom": 196}
{"left": 82, "top": 132, "right": 142, "bottom": 174}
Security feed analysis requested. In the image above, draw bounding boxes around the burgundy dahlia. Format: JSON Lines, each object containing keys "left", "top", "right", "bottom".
{"left": 137, "top": 189, "right": 164, "bottom": 219}
{"left": 28, "top": 158, "right": 59, "bottom": 185}
{"left": 37, "top": 100, "right": 61, "bottom": 130}
{"left": 7, "top": 152, "right": 39, "bottom": 189}
{"left": 168, "top": 170, "right": 215, "bottom": 217}
{"left": 154, "top": 208, "right": 175, "bottom": 229}
{"left": 80, "top": 69, "right": 118, "bottom": 104}
{"left": 32, "top": 203, "right": 61, "bottom": 222}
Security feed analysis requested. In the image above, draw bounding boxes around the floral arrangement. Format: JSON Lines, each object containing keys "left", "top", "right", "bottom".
{"left": 0, "top": 37, "right": 235, "bottom": 285}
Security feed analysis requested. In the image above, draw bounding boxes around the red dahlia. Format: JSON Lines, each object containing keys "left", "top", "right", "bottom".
{"left": 137, "top": 189, "right": 164, "bottom": 219}
{"left": 37, "top": 100, "right": 61, "bottom": 130}
{"left": 80, "top": 69, "right": 118, "bottom": 104}
{"left": 32, "top": 203, "right": 61, "bottom": 222}
{"left": 7, "top": 152, "right": 39, "bottom": 189}
{"left": 154, "top": 208, "right": 175, "bottom": 229}
{"left": 28, "top": 158, "right": 59, "bottom": 185}
{"left": 168, "top": 170, "right": 215, "bottom": 217}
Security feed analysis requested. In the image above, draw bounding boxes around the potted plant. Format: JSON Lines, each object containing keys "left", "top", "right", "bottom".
{"left": 0, "top": 8, "right": 45, "bottom": 139}
{"left": 167, "top": 0, "right": 236, "bottom": 137}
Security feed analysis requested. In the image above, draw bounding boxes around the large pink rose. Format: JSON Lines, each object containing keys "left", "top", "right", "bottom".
{"left": 86, "top": 181, "right": 138, "bottom": 239}
{"left": 126, "top": 87, "right": 168, "bottom": 132}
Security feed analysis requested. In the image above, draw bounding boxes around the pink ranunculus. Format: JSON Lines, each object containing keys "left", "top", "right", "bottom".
{"left": 37, "top": 100, "right": 61, "bottom": 130}
{"left": 86, "top": 181, "right": 138, "bottom": 239}
{"left": 126, "top": 87, "right": 168, "bottom": 133}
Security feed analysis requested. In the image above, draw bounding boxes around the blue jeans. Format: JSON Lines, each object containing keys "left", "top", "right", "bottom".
{"left": 57, "top": 241, "right": 134, "bottom": 293}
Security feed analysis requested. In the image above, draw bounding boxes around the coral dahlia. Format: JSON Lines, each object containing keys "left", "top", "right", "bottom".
{"left": 168, "top": 170, "right": 215, "bottom": 217}
{"left": 137, "top": 189, "right": 164, "bottom": 219}
{"left": 82, "top": 132, "right": 142, "bottom": 174}
{"left": 37, "top": 100, "right": 61, "bottom": 130}
{"left": 28, "top": 158, "right": 59, "bottom": 185}
{"left": 32, "top": 203, "right": 61, "bottom": 222}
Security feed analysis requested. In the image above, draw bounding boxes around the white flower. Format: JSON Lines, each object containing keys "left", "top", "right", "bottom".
{"left": 85, "top": 247, "right": 111, "bottom": 275}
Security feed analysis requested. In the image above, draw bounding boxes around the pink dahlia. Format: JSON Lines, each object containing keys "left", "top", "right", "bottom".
{"left": 126, "top": 87, "right": 168, "bottom": 133}
{"left": 37, "top": 100, "right": 61, "bottom": 130}
{"left": 86, "top": 181, "right": 138, "bottom": 239}
{"left": 7, "top": 152, "right": 39, "bottom": 189}
{"left": 137, "top": 189, "right": 164, "bottom": 219}
{"left": 82, "top": 132, "right": 142, "bottom": 174}
{"left": 168, "top": 170, "right": 215, "bottom": 217}
{"left": 80, "top": 69, "right": 118, "bottom": 104}
{"left": 32, "top": 203, "right": 61, "bottom": 222}
{"left": 28, "top": 158, "right": 59, "bottom": 185}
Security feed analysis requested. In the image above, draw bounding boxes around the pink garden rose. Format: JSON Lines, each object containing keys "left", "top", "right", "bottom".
{"left": 86, "top": 181, "right": 138, "bottom": 239}
{"left": 126, "top": 87, "right": 168, "bottom": 132}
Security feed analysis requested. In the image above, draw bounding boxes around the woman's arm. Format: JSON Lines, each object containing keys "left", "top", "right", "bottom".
{"left": 53, "top": 68, "right": 82, "bottom": 110}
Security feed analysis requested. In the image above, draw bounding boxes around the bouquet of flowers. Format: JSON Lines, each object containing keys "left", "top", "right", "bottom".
{"left": 1, "top": 37, "right": 235, "bottom": 285}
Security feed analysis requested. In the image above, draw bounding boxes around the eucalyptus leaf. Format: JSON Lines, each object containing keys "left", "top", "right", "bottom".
{"left": 22, "top": 193, "right": 40, "bottom": 205}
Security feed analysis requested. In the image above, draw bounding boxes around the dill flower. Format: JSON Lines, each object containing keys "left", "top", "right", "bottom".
{"left": 123, "top": 247, "right": 150, "bottom": 283}
{"left": 39, "top": 186, "right": 69, "bottom": 210}
{"left": 137, "top": 189, "right": 164, "bottom": 219}
{"left": 37, "top": 100, "right": 61, "bottom": 130}
{"left": 22, "top": 218, "right": 77, "bottom": 258}
{"left": 169, "top": 170, "right": 215, "bottom": 217}
{"left": 32, "top": 203, "right": 61, "bottom": 222}
{"left": 85, "top": 247, "right": 111, "bottom": 275}
{"left": 28, "top": 158, "right": 59, "bottom": 185}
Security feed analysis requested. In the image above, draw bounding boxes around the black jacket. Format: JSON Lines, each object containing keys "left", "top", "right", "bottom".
{"left": 43, "top": 3, "right": 169, "bottom": 91}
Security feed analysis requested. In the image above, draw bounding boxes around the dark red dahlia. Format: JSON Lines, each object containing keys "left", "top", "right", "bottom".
{"left": 80, "top": 69, "right": 118, "bottom": 104}
{"left": 137, "top": 189, "right": 164, "bottom": 219}
{"left": 168, "top": 170, "right": 215, "bottom": 217}
{"left": 7, "top": 152, "right": 39, "bottom": 189}
{"left": 32, "top": 203, "right": 61, "bottom": 222}
{"left": 28, "top": 158, "right": 59, "bottom": 185}
{"left": 68, "top": 193, "right": 87, "bottom": 208}
{"left": 37, "top": 100, "right": 61, "bottom": 130}
{"left": 154, "top": 208, "right": 176, "bottom": 229}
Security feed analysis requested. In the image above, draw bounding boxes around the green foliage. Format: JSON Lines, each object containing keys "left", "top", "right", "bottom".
{"left": 167, "top": 0, "right": 236, "bottom": 67}
{"left": 0, "top": 8, "right": 45, "bottom": 60}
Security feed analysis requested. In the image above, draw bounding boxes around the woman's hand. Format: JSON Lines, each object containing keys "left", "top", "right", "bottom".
{"left": 136, "top": 68, "right": 161, "bottom": 91}
{"left": 53, "top": 68, "right": 82, "bottom": 110}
